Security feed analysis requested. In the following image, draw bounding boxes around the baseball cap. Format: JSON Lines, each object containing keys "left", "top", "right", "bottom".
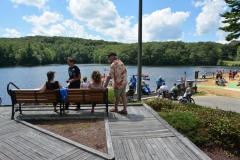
{"left": 106, "top": 52, "right": 117, "bottom": 57}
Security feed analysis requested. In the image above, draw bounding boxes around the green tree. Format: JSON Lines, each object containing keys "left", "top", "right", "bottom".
{"left": 219, "top": 0, "right": 240, "bottom": 41}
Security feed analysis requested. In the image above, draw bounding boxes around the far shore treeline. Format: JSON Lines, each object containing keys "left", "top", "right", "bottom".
{"left": 0, "top": 36, "right": 239, "bottom": 67}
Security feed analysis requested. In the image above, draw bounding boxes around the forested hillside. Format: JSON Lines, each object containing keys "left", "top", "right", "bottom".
{"left": 0, "top": 36, "right": 239, "bottom": 67}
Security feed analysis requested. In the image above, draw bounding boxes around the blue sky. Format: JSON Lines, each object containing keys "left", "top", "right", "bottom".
{"left": 0, "top": 0, "right": 230, "bottom": 43}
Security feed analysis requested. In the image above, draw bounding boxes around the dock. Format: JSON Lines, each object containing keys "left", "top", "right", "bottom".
{"left": 0, "top": 104, "right": 211, "bottom": 160}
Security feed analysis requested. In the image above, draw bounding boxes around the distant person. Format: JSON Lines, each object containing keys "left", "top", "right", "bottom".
{"left": 88, "top": 70, "right": 104, "bottom": 113}
{"left": 104, "top": 52, "right": 128, "bottom": 114}
{"left": 229, "top": 70, "right": 232, "bottom": 81}
{"left": 81, "top": 76, "right": 88, "bottom": 88}
{"left": 169, "top": 83, "right": 178, "bottom": 98}
{"left": 126, "top": 85, "right": 135, "bottom": 99}
{"left": 155, "top": 76, "right": 165, "bottom": 93}
{"left": 39, "top": 71, "right": 63, "bottom": 112}
{"left": 141, "top": 80, "right": 151, "bottom": 93}
{"left": 158, "top": 82, "right": 169, "bottom": 98}
{"left": 128, "top": 75, "right": 137, "bottom": 92}
{"left": 178, "top": 87, "right": 191, "bottom": 102}
{"left": 65, "top": 57, "right": 81, "bottom": 110}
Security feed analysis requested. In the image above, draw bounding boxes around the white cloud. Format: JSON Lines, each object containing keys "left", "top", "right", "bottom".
{"left": 142, "top": 8, "right": 190, "bottom": 41}
{"left": 216, "top": 17, "right": 230, "bottom": 44}
{"left": 3, "top": 28, "right": 21, "bottom": 37}
{"left": 23, "top": 11, "right": 63, "bottom": 26}
{"left": 67, "top": 0, "right": 190, "bottom": 42}
{"left": 194, "top": 0, "right": 227, "bottom": 36}
{"left": 10, "top": 0, "right": 48, "bottom": 9}
{"left": 23, "top": 10, "right": 101, "bottom": 39}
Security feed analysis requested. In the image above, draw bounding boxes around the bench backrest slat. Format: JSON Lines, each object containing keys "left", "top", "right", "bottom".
{"left": 11, "top": 89, "right": 58, "bottom": 104}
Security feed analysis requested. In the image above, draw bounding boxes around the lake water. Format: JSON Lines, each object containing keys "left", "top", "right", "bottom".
{"left": 1, "top": 64, "right": 239, "bottom": 105}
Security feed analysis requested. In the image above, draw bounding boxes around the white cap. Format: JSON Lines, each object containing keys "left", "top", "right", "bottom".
{"left": 159, "top": 76, "right": 162, "bottom": 78}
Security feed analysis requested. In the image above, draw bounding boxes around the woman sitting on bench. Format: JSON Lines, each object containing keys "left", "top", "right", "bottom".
{"left": 88, "top": 70, "right": 104, "bottom": 113}
{"left": 39, "top": 71, "right": 63, "bottom": 112}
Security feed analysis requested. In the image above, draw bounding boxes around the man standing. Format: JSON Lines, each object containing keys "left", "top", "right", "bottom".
{"left": 66, "top": 57, "right": 81, "bottom": 110}
{"left": 128, "top": 75, "right": 137, "bottom": 92}
{"left": 104, "top": 52, "right": 128, "bottom": 114}
{"left": 155, "top": 76, "right": 165, "bottom": 92}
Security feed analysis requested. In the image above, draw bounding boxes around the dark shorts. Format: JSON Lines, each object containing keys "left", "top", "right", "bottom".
{"left": 156, "top": 85, "right": 161, "bottom": 90}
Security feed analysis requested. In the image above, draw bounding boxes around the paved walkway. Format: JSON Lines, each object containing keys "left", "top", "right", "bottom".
{"left": 0, "top": 104, "right": 211, "bottom": 160}
{"left": 193, "top": 96, "right": 240, "bottom": 113}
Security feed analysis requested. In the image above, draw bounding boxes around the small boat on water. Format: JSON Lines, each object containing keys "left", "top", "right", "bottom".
{"left": 143, "top": 77, "right": 150, "bottom": 80}
{"left": 134, "top": 73, "right": 150, "bottom": 80}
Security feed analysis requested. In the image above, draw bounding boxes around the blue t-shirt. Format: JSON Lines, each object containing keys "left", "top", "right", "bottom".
{"left": 156, "top": 78, "right": 165, "bottom": 86}
{"left": 130, "top": 77, "right": 137, "bottom": 87}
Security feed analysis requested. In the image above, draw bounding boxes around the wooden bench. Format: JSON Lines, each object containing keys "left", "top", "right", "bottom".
{"left": 63, "top": 88, "right": 108, "bottom": 116}
{"left": 8, "top": 89, "right": 61, "bottom": 119}
{"left": 8, "top": 88, "right": 109, "bottom": 119}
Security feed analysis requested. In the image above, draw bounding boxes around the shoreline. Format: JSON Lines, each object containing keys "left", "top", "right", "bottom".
{"left": 196, "top": 73, "right": 240, "bottom": 99}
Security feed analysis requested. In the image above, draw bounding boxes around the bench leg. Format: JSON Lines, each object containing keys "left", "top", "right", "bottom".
{"left": 60, "top": 103, "right": 63, "bottom": 117}
{"left": 11, "top": 103, "right": 15, "bottom": 120}
{"left": 19, "top": 103, "right": 22, "bottom": 114}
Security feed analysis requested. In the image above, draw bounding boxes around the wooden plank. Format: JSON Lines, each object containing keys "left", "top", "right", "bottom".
{"left": 112, "top": 139, "right": 120, "bottom": 160}
{"left": 78, "top": 153, "right": 93, "bottom": 159}
{"left": 29, "top": 131, "right": 73, "bottom": 152}
{"left": 152, "top": 138, "right": 173, "bottom": 160}
{"left": 116, "top": 139, "right": 127, "bottom": 160}
{"left": 121, "top": 139, "right": 133, "bottom": 160}
{"left": 126, "top": 139, "right": 140, "bottom": 160}
{"left": 0, "top": 150, "right": 11, "bottom": 160}
{"left": 132, "top": 139, "right": 146, "bottom": 160}
{"left": 142, "top": 139, "right": 160, "bottom": 160}
{"left": 58, "top": 149, "right": 84, "bottom": 160}
{"left": 0, "top": 143, "right": 21, "bottom": 160}
{"left": 4, "top": 138, "right": 43, "bottom": 160}
{"left": 73, "top": 152, "right": 89, "bottom": 159}
{"left": 163, "top": 138, "right": 186, "bottom": 160}
{"left": 19, "top": 134, "right": 61, "bottom": 156}
{"left": 147, "top": 138, "right": 171, "bottom": 160}
{"left": 157, "top": 138, "right": 179, "bottom": 160}
{"left": 172, "top": 137, "right": 199, "bottom": 160}
{"left": 53, "top": 148, "right": 79, "bottom": 160}
{"left": 9, "top": 136, "right": 53, "bottom": 159}
{"left": 166, "top": 137, "right": 192, "bottom": 160}
{"left": 136, "top": 138, "right": 152, "bottom": 160}
{"left": 0, "top": 141, "right": 32, "bottom": 160}
{"left": 86, "top": 155, "right": 98, "bottom": 160}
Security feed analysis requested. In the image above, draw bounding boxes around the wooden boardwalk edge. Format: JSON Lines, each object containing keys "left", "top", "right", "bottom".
{"left": 15, "top": 118, "right": 114, "bottom": 160}
{"left": 142, "top": 103, "right": 211, "bottom": 160}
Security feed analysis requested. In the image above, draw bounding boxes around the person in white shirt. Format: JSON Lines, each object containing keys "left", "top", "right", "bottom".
{"left": 158, "top": 82, "right": 169, "bottom": 98}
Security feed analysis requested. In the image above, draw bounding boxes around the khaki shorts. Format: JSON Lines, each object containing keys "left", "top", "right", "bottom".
{"left": 114, "top": 88, "right": 126, "bottom": 98}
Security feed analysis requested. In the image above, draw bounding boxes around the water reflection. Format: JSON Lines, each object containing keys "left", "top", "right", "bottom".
{"left": 1, "top": 64, "right": 239, "bottom": 105}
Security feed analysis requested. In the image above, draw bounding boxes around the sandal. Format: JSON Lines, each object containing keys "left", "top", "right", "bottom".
{"left": 109, "top": 108, "right": 118, "bottom": 112}
{"left": 118, "top": 110, "right": 128, "bottom": 114}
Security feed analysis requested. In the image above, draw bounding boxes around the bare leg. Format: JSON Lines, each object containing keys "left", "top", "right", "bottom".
{"left": 114, "top": 98, "right": 120, "bottom": 110}
{"left": 122, "top": 95, "right": 127, "bottom": 111}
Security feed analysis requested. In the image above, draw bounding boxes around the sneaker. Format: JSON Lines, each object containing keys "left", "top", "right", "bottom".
{"left": 118, "top": 110, "right": 128, "bottom": 114}
{"left": 109, "top": 108, "right": 118, "bottom": 112}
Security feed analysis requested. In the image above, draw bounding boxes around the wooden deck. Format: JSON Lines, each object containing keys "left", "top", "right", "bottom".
{"left": 0, "top": 104, "right": 211, "bottom": 160}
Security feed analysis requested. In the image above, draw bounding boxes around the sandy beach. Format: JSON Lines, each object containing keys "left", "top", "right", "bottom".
{"left": 197, "top": 73, "right": 240, "bottom": 99}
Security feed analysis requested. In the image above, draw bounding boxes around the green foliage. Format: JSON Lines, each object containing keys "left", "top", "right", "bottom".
{"left": 219, "top": 0, "right": 240, "bottom": 41}
{"left": 144, "top": 98, "right": 240, "bottom": 154}
{"left": 217, "top": 59, "right": 224, "bottom": 66}
{"left": 0, "top": 36, "right": 239, "bottom": 67}
{"left": 194, "top": 91, "right": 207, "bottom": 96}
